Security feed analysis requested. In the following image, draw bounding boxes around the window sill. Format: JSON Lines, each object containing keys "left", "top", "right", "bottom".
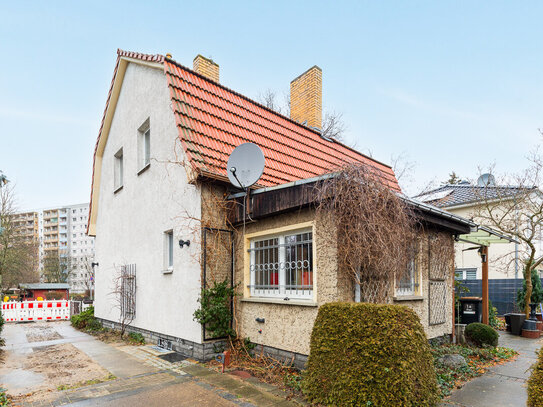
{"left": 241, "top": 297, "right": 317, "bottom": 307}
{"left": 162, "top": 268, "right": 173, "bottom": 274}
{"left": 137, "top": 163, "right": 151, "bottom": 176}
{"left": 114, "top": 185, "right": 123, "bottom": 194}
{"left": 393, "top": 295, "right": 424, "bottom": 302}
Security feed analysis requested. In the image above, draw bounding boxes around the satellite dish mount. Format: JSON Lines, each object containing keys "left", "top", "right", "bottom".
{"left": 227, "top": 143, "right": 265, "bottom": 191}
{"left": 227, "top": 143, "right": 265, "bottom": 223}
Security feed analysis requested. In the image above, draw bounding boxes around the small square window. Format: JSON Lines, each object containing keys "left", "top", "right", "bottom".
{"left": 114, "top": 148, "right": 124, "bottom": 191}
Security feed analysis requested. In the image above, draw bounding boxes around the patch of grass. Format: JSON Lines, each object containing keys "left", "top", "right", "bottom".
{"left": 431, "top": 343, "right": 517, "bottom": 397}
{"left": 57, "top": 374, "right": 116, "bottom": 391}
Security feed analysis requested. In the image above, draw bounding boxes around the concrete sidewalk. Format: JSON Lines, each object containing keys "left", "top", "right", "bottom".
{"left": 1, "top": 322, "right": 298, "bottom": 407}
{"left": 442, "top": 331, "right": 541, "bottom": 407}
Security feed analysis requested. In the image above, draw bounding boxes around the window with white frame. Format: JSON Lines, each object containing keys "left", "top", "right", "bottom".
{"left": 249, "top": 229, "right": 313, "bottom": 300}
{"left": 395, "top": 249, "right": 421, "bottom": 296}
{"left": 114, "top": 148, "right": 124, "bottom": 190}
{"left": 455, "top": 268, "right": 477, "bottom": 280}
{"left": 138, "top": 119, "right": 150, "bottom": 171}
{"left": 163, "top": 230, "right": 174, "bottom": 272}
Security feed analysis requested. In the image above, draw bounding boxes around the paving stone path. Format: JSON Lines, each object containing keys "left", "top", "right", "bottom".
{"left": 442, "top": 331, "right": 541, "bottom": 407}
{"left": 2, "top": 322, "right": 298, "bottom": 407}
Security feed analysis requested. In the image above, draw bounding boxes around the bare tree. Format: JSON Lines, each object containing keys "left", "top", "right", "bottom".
{"left": 0, "top": 184, "right": 39, "bottom": 291}
{"left": 389, "top": 152, "right": 416, "bottom": 188}
{"left": 257, "top": 89, "right": 347, "bottom": 141}
{"left": 321, "top": 111, "right": 347, "bottom": 142}
{"left": 42, "top": 250, "right": 69, "bottom": 283}
{"left": 67, "top": 254, "right": 95, "bottom": 296}
{"left": 258, "top": 89, "right": 284, "bottom": 114}
{"left": 473, "top": 152, "right": 543, "bottom": 318}
{"left": 110, "top": 264, "right": 136, "bottom": 338}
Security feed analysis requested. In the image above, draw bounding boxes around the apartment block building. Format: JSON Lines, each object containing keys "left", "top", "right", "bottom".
{"left": 11, "top": 211, "right": 40, "bottom": 273}
{"left": 14, "top": 203, "right": 95, "bottom": 294}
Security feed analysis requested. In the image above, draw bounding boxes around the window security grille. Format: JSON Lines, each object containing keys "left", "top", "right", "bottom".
{"left": 120, "top": 264, "right": 136, "bottom": 318}
{"left": 249, "top": 231, "right": 313, "bottom": 299}
{"left": 396, "top": 257, "right": 420, "bottom": 296}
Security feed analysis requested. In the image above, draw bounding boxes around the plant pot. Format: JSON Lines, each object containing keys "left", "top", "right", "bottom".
{"left": 522, "top": 329, "right": 540, "bottom": 339}
{"left": 505, "top": 314, "right": 512, "bottom": 332}
{"left": 510, "top": 313, "right": 526, "bottom": 336}
{"left": 530, "top": 303, "right": 539, "bottom": 321}
{"left": 524, "top": 319, "right": 538, "bottom": 331}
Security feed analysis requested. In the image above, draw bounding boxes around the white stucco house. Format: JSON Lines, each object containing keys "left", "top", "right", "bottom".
{"left": 416, "top": 180, "right": 542, "bottom": 281}
{"left": 88, "top": 49, "right": 474, "bottom": 362}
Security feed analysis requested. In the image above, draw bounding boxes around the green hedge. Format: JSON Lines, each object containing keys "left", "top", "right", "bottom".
{"left": 71, "top": 306, "right": 100, "bottom": 331}
{"left": 303, "top": 302, "right": 440, "bottom": 407}
{"left": 529, "top": 349, "right": 543, "bottom": 406}
{"left": 465, "top": 323, "right": 498, "bottom": 347}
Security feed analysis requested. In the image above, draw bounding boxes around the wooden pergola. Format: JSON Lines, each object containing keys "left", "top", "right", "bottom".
{"left": 457, "top": 225, "right": 518, "bottom": 325}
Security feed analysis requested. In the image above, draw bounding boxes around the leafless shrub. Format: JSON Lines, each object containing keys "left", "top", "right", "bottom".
{"left": 315, "top": 163, "right": 418, "bottom": 303}
{"left": 110, "top": 264, "right": 136, "bottom": 338}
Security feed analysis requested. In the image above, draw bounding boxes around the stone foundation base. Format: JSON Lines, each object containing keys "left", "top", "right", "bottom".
{"left": 429, "top": 333, "right": 452, "bottom": 346}
{"left": 96, "top": 318, "right": 223, "bottom": 362}
{"left": 252, "top": 343, "right": 308, "bottom": 370}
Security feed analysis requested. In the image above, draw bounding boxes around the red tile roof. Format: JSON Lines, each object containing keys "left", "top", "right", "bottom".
{"left": 163, "top": 58, "right": 400, "bottom": 190}
{"left": 89, "top": 50, "right": 400, "bottom": 233}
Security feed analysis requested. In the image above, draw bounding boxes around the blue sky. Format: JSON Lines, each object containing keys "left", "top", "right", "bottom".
{"left": 1, "top": 1, "right": 542, "bottom": 209}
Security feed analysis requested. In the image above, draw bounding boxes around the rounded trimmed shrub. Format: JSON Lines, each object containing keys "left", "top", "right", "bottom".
{"left": 465, "top": 322, "right": 498, "bottom": 347}
{"left": 528, "top": 350, "right": 543, "bottom": 406}
{"left": 303, "top": 302, "right": 440, "bottom": 407}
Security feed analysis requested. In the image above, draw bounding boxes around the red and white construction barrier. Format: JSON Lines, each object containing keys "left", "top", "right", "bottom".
{"left": 1, "top": 300, "right": 70, "bottom": 322}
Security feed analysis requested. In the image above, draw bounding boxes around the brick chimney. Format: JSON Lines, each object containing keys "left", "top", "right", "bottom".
{"left": 193, "top": 55, "right": 219, "bottom": 83}
{"left": 290, "top": 66, "right": 322, "bottom": 130}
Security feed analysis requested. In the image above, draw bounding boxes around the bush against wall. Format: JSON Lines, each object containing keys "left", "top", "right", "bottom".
{"left": 303, "top": 302, "right": 440, "bottom": 406}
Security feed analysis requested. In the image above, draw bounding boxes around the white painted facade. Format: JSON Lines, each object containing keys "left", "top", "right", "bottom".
{"left": 93, "top": 62, "right": 204, "bottom": 344}
{"left": 451, "top": 203, "right": 543, "bottom": 280}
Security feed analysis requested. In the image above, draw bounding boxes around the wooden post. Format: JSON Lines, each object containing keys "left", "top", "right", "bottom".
{"left": 482, "top": 245, "right": 489, "bottom": 325}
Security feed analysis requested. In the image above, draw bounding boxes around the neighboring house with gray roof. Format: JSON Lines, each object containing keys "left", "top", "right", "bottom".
{"left": 416, "top": 180, "right": 541, "bottom": 280}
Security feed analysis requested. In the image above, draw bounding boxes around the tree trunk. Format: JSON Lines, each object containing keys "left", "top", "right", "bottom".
{"left": 525, "top": 268, "right": 533, "bottom": 319}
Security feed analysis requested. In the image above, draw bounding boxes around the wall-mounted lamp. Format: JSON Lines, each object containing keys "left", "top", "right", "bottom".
{"left": 179, "top": 239, "right": 190, "bottom": 248}
{"left": 91, "top": 262, "right": 99, "bottom": 267}
{"left": 477, "top": 247, "right": 487, "bottom": 263}
{"left": 255, "top": 317, "right": 265, "bottom": 323}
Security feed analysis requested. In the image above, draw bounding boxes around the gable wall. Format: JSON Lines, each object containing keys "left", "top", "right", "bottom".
{"left": 94, "top": 62, "right": 203, "bottom": 343}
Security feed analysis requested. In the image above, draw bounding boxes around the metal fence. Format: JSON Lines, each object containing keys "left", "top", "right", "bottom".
{"left": 456, "top": 278, "right": 523, "bottom": 315}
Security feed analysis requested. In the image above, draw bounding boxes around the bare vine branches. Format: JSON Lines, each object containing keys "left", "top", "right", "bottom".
{"left": 315, "top": 163, "right": 418, "bottom": 303}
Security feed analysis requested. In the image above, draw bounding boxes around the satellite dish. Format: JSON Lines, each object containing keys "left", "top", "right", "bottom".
{"left": 227, "top": 143, "right": 265, "bottom": 189}
{"left": 477, "top": 173, "right": 496, "bottom": 187}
